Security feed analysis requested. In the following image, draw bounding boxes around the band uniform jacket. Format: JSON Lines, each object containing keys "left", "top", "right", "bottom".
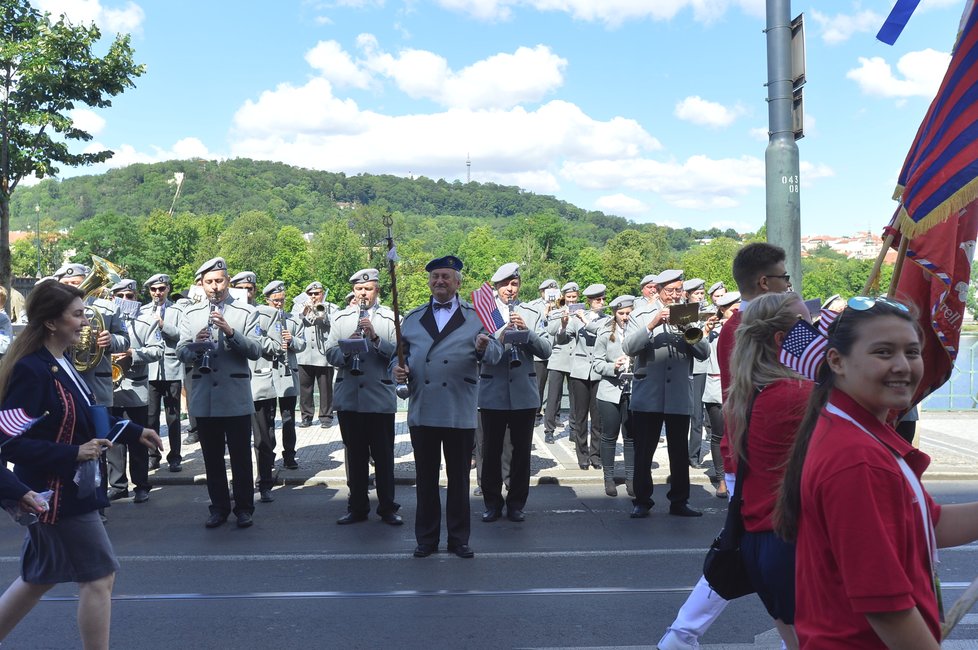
{"left": 78, "top": 297, "right": 130, "bottom": 406}
{"left": 544, "top": 310, "right": 574, "bottom": 373}
{"left": 140, "top": 299, "right": 184, "bottom": 382}
{"left": 478, "top": 299, "right": 552, "bottom": 411}
{"left": 592, "top": 322, "right": 629, "bottom": 404}
{"left": 294, "top": 301, "right": 337, "bottom": 367}
{"left": 567, "top": 310, "right": 607, "bottom": 382}
{"left": 621, "top": 303, "right": 710, "bottom": 416}
{"left": 525, "top": 296, "right": 552, "bottom": 364}
{"left": 250, "top": 305, "right": 305, "bottom": 400}
{"left": 393, "top": 298, "right": 503, "bottom": 429}
{"left": 325, "top": 303, "right": 399, "bottom": 414}
{"left": 176, "top": 294, "right": 262, "bottom": 417}
{"left": 113, "top": 313, "right": 163, "bottom": 408}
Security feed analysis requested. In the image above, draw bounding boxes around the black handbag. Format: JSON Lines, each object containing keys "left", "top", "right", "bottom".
{"left": 702, "top": 393, "right": 757, "bottom": 600}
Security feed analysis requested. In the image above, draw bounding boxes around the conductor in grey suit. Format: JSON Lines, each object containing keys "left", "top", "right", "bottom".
{"left": 622, "top": 269, "right": 710, "bottom": 519}
{"left": 326, "top": 268, "right": 403, "bottom": 527}
{"left": 177, "top": 257, "right": 263, "bottom": 529}
{"left": 479, "top": 263, "right": 551, "bottom": 524}
{"left": 392, "top": 255, "right": 502, "bottom": 559}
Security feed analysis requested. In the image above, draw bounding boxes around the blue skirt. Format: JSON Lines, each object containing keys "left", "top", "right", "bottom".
{"left": 22, "top": 510, "right": 120, "bottom": 584}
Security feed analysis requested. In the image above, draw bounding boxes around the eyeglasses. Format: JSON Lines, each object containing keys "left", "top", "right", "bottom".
{"left": 307, "top": 291, "right": 323, "bottom": 296}
{"left": 115, "top": 292, "right": 136, "bottom": 300}
{"left": 149, "top": 286, "right": 167, "bottom": 293}
{"left": 765, "top": 273, "right": 791, "bottom": 282}
{"left": 846, "top": 296, "right": 910, "bottom": 313}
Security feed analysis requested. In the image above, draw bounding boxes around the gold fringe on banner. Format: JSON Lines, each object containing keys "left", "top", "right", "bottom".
{"left": 895, "top": 175, "right": 978, "bottom": 239}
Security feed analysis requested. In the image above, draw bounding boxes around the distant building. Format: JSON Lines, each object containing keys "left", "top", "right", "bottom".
{"left": 801, "top": 231, "right": 897, "bottom": 263}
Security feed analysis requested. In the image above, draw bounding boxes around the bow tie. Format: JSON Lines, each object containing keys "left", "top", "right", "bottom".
{"left": 433, "top": 301, "right": 453, "bottom": 311}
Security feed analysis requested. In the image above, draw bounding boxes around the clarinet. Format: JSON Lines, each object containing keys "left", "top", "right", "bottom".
{"left": 199, "top": 299, "right": 224, "bottom": 374}
{"left": 350, "top": 299, "right": 368, "bottom": 376}
{"left": 508, "top": 297, "right": 521, "bottom": 369}
{"left": 278, "top": 308, "right": 292, "bottom": 377}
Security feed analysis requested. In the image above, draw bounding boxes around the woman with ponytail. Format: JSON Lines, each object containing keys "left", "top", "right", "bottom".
{"left": 774, "top": 298, "right": 978, "bottom": 649}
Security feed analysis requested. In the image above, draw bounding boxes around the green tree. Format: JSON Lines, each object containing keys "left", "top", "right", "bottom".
{"left": 270, "top": 225, "right": 312, "bottom": 299}
{"left": 680, "top": 237, "right": 742, "bottom": 292}
{"left": 599, "top": 229, "right": 672, "bottom": 298}
{"left": 218, "top": 210, "right": 278, "bottom": 283}
{"left": 456, "top": 226, "right": 516, "bottom": 296}
{"left": 310, "top": 217, "right": 368, "bottom": 300}
{"left": 66, "top": 211, "right": 150, "bottom": 281}
{"left": 570, "top": 247, "right": 604, "bottom": 290}
{"left": 0, "top": 0, "right": 144, "bottom": 294}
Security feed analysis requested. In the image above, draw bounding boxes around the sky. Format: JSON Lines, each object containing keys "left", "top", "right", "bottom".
{"left": 26, "top": 0, "right": 972, "bottom": 236}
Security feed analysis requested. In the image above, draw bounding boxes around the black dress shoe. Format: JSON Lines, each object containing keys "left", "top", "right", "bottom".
{"left": 447, "top": 544, "right": 475, "bottom": 558}
{"left": 380, "top": 512, "right": 403, "bottom": 526}
{"left": 413, "top": 544, "right": 436, "bottom": 558}
{"left": 107, "top": 489, "right": 129, "bottom": 501}
{"left": 297, "top": 419, "right": 313, "bottom": 428}
{"left": 284, "top": 458, "right": 299, "bottom": 470}
{"left": 148, "top": 457, "right": 161, "bottom": 470}
{"left": 591, "top": 461, "right": 602, "bottom": 470}
{"left": 481, "top": 509, "right": 502, "bottom": 523}
{"left": 259, "top": 489, "right": 275, "bottom": 503}
{"left": 133, "top": 488, "right": 149, "bottom": 504}
{"left": 507, "top": 509, "right": 525, "bottom": 522}
{"left": 669, "top": 504, "right": 703, "bottom": 517}
{"left": 544, "top": 433, "right": 555, "bottom": 444}
{"left": 205, "top": 513, "right": 227, "bottom": 528}
{"left": 337, "top": 512, "right": 368, "bottom": 525}
{"left": 168, "top": 461, "right": 182, "bottom": 473}
{"left": 236, "top": 512, "right": 254, "bottom": 528}
{"left": 630, "top": 505, "right": 651, "bottom": 519}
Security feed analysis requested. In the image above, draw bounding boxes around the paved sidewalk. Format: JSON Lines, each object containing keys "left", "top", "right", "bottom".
{"left": 146, "top": 409, "right": 978, "bottom": 489}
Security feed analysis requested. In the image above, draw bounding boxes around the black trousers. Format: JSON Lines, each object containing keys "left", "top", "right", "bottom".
{"left": 252, "top": 396, "right": 297, "bottom": 490}
{"left": 147, "top": 379, "right": 182, "bottom": 464}
{"left": 543, "top": 369, "right": 568, "bottom": 435}
{"left": 197, "top": 415, "right": 254, "bottom": 517}
{"left": 688, "top": 373, "right": 708, "bottom": 464}
{"left": 567, "top": 377, "right": 601, "bottom": 466}
{"left": 298, "top": 365, "right": 333, "bottom": 421}
{"left": 597, "top": 397, "right": 634, "bottom": 483}
{"left": 705, "top": 402, "right": 724, "bottom": 476}
{"left": 480, "top": 408, "right": 535, "bottom": 514}
{"left": 107, "top": 405, "right": 149, "bottom": 492}
{"left": 534, "top": 360, "right": 549, "bottom": 416}
{"left": 631, "top": 411, "right": 692, "bottom": 509}
{"left": 410, "top": 425, "right": 473, "bottom": 548}
{"left": 338, "top": 411, "right": 397, "bottom": 516}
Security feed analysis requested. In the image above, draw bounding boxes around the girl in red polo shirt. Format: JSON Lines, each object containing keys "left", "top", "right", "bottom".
{"left": 776, "top": 298, "right": 978, "bottom": 649}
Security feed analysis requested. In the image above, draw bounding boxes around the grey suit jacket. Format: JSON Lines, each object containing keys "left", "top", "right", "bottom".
{"left": 79, "top": 298, "right": 130, "bottom": 406}
{"left": 294, "top": 301, "right": 337, "bottom": 366}
{"left": 176, "top": 295, "right": 262, "bottom": 417}
{"left": 250, "top": 306, "right": 305, "bottom": 400}
{"left": 621, "top": 304, "right": 710, "bottom": 415}
{"left": 325, "top": 303, "right": 399, "bottom": 414}
{"left": 592, "top": 322, "right": 629, "bottom": 404}
{"left": 544, "top": 311, "right": 574, "bottom": 373}
{"left": 394, "top": 298, "right": 502, "bottom": 429}
{"left": 113, "top": 314, "right": 163, "bottom": 408}
{"left": 568, "top": 310, "right": 607, "bottom": 381}
{"left": 140, "top": 300, "right": 184, "bottom": 382}
{"left": 478, "top": 300, "right": 552, "bottom": 411}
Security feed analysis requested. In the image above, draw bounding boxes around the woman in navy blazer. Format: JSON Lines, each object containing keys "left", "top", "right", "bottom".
{"left": 0, "top": 280, "right": 161, "bottom": 649}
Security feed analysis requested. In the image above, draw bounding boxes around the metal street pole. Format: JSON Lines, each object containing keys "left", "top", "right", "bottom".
{"left": 34, "top": 204, "right": 41, "bottom": 278}
{"left": 765, "top": 0, "right": 803, "bottom": 294}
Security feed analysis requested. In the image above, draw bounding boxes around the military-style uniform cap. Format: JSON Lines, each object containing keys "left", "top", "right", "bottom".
{"left": 425, "top": 255, "right": 464, "bottom": 272}
{"left": 305, "top": 281, "right": 324, "bottom": 293}
{"left": 229, "top": 271, "right": 257, "bottom": 287}
{"left": 639, "top": 273, "right": 658, "bottom": 288}
{"left": 708, "top": 281, "right": 725, "bottom": 296}
{"left": 490, "top": 262, "right": 520, "bottom": 284}
{"left": 345, "top": 290, "right": 356, "bottom": 303}
{"left": 263, "top": 280, "right": 285, "bottom": 297}
{"left": 583, "top": 283, "right": 607, "bottom": 298}
{"left": 609, "top": 295, "right": 635, "bottom": 310}
{"left": 36, "top": 276, "right": 57, "bottom": 285}
{"left": 683, "top": 278, "right": 705, "bottom": 292}
{"left": 349, "top": 268, "right": 380, "bottom": 284}
{"left": 143, "top": 273, "right": 171, "bottom": 288}
{"left": 110, "top": 279, "right": 137, "bottom": 294}
{"left": 538, "top": 279, "right": 558, "bottom": 291}
{"left": 561, "top": 281, "right": 579, "bottom": 294}
{"left": 55, "top": 263, "right": 90, "bottom": 280}
{"left": 195, "top": 257, "right": 227, "bottom": 278}
{"left": 715, "top": 291, "right": 741, "bottom": 308}
{"left": 821, "top": 294, "right": 842, "bottom": 310}
{"left": 655, "top": 269, "right": 684, "bottom": 286}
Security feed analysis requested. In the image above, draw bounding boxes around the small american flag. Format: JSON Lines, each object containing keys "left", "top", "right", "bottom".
{"left": 0, "top": 408, "right": 46, "bottom": 439}
{"left": 471, "top": 283, "right": 505, "bottom": 333}
{"left": 779, "top": 321, "right": 828, "bottom": 381}
{"left": 818, "top": 308, "right": 839, "bottom": 338}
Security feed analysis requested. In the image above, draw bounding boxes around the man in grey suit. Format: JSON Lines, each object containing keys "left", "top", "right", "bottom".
{"left": 392, "top": 255, "right": 502, "bottom": 559}
{"left": 177, "top": 258, "right": 263, "bottom": 529}
{"left": 479, "top": 263, "right": 551, "bottom": 524}
{"left": 541, "top": 281, "right": 579, "bottom": 444}
{"left": 566, "top": 283, "right": 607, "bottom": 470}
{"left": 622, "top": 269, "right": 710, "bottom": 519}
{"left": 294, "top": 281, "right": 337, "bottom": 427}
{"left": 528, "top": 279, "right": 558, "bottom": 421}
{"left": 326, "top": 269, "right": 402, "bottom": 526}
{"left": 141, "top": 273, "right": 185, "bottom": 472}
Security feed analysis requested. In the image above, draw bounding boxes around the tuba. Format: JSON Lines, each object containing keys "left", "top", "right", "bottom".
{"left": 73, "top": 256, "right": 125, "bottom": 373}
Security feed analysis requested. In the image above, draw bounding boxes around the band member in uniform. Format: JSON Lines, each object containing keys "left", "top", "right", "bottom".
{"left": 107, "top": 280, "right": 163, "bottom": 504}
{"left": 141, "top": 273, "right": 185, "bottom": 472}
{"left": 593, "top": 295, "right": 636, "bottom": 497}
{"left": 683, "top": 278, "right": 711, "bottom": 468}
{"left": 177, "top": 258, "right": 262, "bottom": 529}
{"left": 294, "top": 281, "right": 336, "bottom": 428}
{"left": 392, "top": 255, "right": 502, "bottom": 558}
{"left": 344, "top": 291, "right": 356, "bottom": 307}
{"left": 325, "top": 269, "right": 402, "bottom": 526}
{"left": 622, "top": 269, "right": 710, "bottom": 519}
{"left": 229, "top": 271, "right": 257, "bottom": 305}
{"left": 634, "top": 274, "right": 660, "bottom": 308}
{"left": 707, "top": 281, "right": 726, "bottom": 307}
{"left": 541, "top": 281, "right": 578, "bottom": 444}
{"left": 529, "top": 279, "right": 558, "bottom": 422}
{"left": 179, "top": 276, "right": 206, "bottom": 445}
{"left": 251, "top": 281, "right": 305, "bottom": 503}
{"left": 479, "top": 263, "right": 551, "bottom": 524}
{"left": 566, "top": 283, "right": 607, "bottom": 470}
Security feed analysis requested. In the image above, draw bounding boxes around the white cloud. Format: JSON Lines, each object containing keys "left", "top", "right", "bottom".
{"left": 306, "top": 41, "right": 374, "bottom": 89}
{"left": 69, "top": 108, "right": 106, "bottom": 136}
{"left": 36, "top": 0, "right": 144, "bottom": 33}
{"left": 85, "top": 137, "right": 217, "bottom": 168}
{"left": 674, "top": 96, "right": 742, "bottom": 128}
{"left": 810, "top": 9, "right": 881, "bottom": 44}
{"left": 594, "top": 193, "right": 649, "bottom": 217}
{"left": 847, "top": 49, "right": 950, "bottom": 98}
{"left": 710, "top": 219, "right": 757, "bottom": 232}
{"left": 748, "top": 126, "right": 768, "bottom": 141}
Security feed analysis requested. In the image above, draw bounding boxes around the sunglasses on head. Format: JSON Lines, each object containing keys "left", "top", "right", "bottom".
{"left": 846, "top": 296, "right": 910, "bottom": 313}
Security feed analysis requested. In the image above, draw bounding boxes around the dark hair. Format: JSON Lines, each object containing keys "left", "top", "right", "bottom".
{"left": 0, "top": 281, "right": 85, "bottom": 401}
{"left": 732, "top": 242, "right": 786, "bottom": 296}
{"left": 773, "top": 299, "right": 920, "bottom": 542}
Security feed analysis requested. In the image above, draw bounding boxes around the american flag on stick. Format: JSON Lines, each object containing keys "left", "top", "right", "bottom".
{"left": 471, "top": 283, "right": 505, "bottom": 333}
{"left": 0, "top": 409, "right": 46, "bottom": 439}
{"left": 818, "top": 308, "right": 839, "bottom": 338}
{"left": 779, "top": 321, "right": 828, "bottom": 382}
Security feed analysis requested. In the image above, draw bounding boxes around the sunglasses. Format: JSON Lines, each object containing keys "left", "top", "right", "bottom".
{"left": 846, "top": 296, "right": 910, "bottom": 313}
{"left": 149, "top": 286, "right": 167, "bottom": 292}
{"left": 115, "top": 292, "right": 136, "bottom": 300}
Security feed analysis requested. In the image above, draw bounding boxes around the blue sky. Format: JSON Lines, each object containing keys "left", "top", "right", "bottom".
{"left": 32, "top": 0, "right": 969, "bottom": 236}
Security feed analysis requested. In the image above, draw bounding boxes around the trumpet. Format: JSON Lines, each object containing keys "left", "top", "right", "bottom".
{"left": 507, "top": 297, "right": 521, "bottom": 369}
{"left": 350, "top": 299, "right": 368, "bottom": 376}
{"left": 665, "top": 302, "right": 704, "bottom": 345}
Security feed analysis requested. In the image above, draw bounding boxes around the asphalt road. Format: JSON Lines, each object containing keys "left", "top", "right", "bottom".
{"left": 1, "top": 482, "right": 978, "bottom": 649}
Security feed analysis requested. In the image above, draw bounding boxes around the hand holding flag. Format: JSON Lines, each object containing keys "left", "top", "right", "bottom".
{"left": 471, "top": 283, "right": 506, "bottom": 333}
